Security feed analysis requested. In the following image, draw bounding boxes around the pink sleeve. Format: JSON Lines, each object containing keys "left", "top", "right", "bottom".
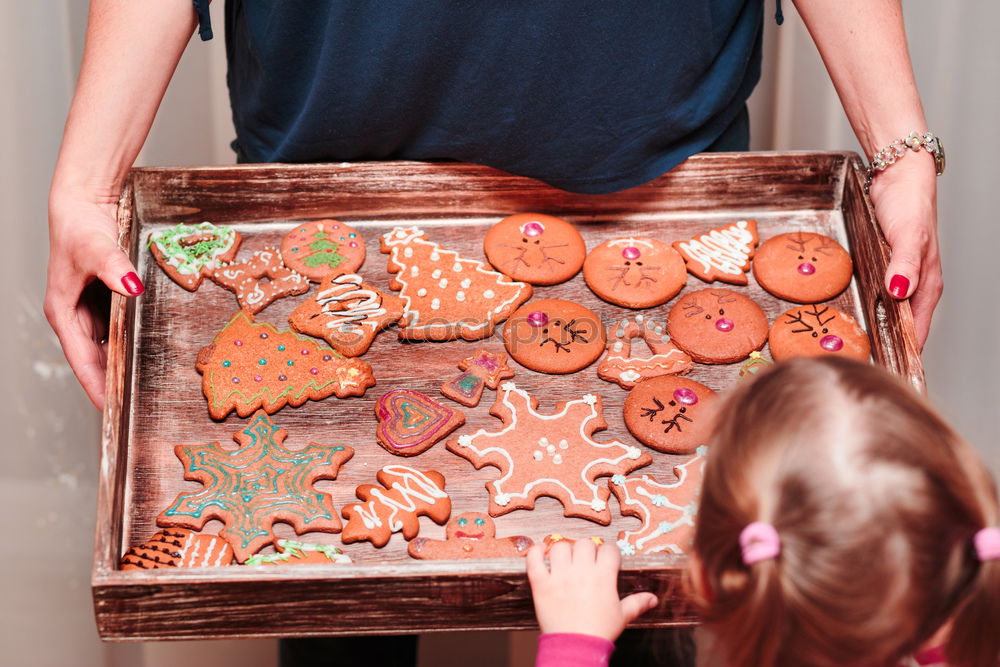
{"left": 535, "top": 633, "right": 615, "bottom": 667}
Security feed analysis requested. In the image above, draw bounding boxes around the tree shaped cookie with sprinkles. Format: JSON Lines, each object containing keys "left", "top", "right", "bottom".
{"left": 157, "top": 411, "right": 354, "bottom": 563}
{"left": 380, "top": 227, "right": 532, "bottom": 341}
{"left": 447, "top": 382, "right": 652, "bottom": 524}
{"left": 609, "top": 446, "right": 707, "bottom": 556}
{"left": 197, "top": 311, "right": 375, "bottom": 420}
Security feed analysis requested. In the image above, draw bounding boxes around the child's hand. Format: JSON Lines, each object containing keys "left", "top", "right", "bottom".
{"left": 527, "top": 538, "right": 658, "bottom": 642}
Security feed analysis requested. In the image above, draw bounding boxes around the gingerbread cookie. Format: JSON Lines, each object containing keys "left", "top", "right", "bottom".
{"left": 623, "top": 376, "right": 717, "bottom": 454}
{"left": 673, "top": 220, "right": 758, "bottom": 285}
{"left": 158, "top": 412, "right": 354, "bottom": 563}
{"left": 341, "top": 466, "right": 451, "bottom": 547}
{"left": 281, "top": 219, "right": 366, "bottom": 281}
{"left": 502, "top": 299, "right": 606, "bottom": 374}
{"left": 440, "top": 349, "right": 515, "bottom": 407}
{"left": 120, "top": 528, "right": 234, "bottom": 570}
{"left": 211, "top": 248, "right": 308, "bottom": 314}
{"left": 448, "top": 382, "right": 651, "bottom": 524}
{"left": 753, "top": 232, "right": 853, "bottom": 303}
{"left": 769, "top": 304, "right": 870, "bottom": 361}
{"left": 583, "top": 237, "right": 687, "bottom": 308}
{"left": 667, "top": 288, "right": 768, "bottom": 364}
{"left": 375, "top": 389, "right": 465, "bottom": 456}
{"left": 483, "top": 213, "right": 586, "bottom": 285}
{"left": 148, "top": 221, "right": 242, "bottom": 291}
{"left": 381, "top": 227, "right": 532, "bottom": 341}
{"left": 288, "top": 272, "right": 405, "bottom": 357}
{"left": 597, "top": 315, "right": 692, "bottom": 389}
{"left": 408, "top": 512, "right": 533, "bottom": 560}
{"left": 244, "top": 539, "right": 352, "bottom": 566}
{"left": 542, "top": 534, "right": 605, "bottom": 554}
{"left": 610, "top": 446, "right": 707, "bottom": 556}
{"left": 739, "top": 351, "right": 773, "bottom": 379}
{"left": 196, "top": 311, "right": 375, "bottom": 420}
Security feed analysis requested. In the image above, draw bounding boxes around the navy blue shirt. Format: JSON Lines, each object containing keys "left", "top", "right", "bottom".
{"left": 221, "top": 1, "right": 763, "bottom": 194}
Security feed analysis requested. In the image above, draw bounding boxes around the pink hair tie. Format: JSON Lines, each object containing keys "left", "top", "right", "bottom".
{"left": 974, "top": 527, "right": 1000, "bottom": 562}
{"left": 740, "top": 522, "right": 781, "bottom": 565}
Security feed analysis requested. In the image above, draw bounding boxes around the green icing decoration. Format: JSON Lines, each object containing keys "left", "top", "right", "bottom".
{"left": 148, "top": 221, "right": 237, "bottom": 274}
{"left": 302, "top": 249, "right": 347, "bottom": 269}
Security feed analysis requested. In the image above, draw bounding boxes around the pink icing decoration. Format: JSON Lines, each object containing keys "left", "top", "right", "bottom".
{"left": 797, "top": 262, "right": 816, "bottom": 275}
{"left": 349, "top": 241, "right": 359, "bottom": 247}
{"left": 234, "top": 340, "right": 243, "bottom": 346}
{"left": 527, "top": 311, "right": 549, "bottom": 327}
{"left": 521, "top": 221, "right": 545, "bottom": 237}
{"left": 715, "top": 318, "right": 735, "bottom": 332}
{"left": 310, "top": 368, "right": 319, "bottom": 375}
{"left": 253, "top": 375, "right": 262, "bottom": 382}
{"left": 673, "top": 387, "right": 698, "bottom": 406}
{"left": 820, "top": 335, "right": 844, "bottom": 352}
{"left": 622, "top": 246, "right": 641, "bottom": 260}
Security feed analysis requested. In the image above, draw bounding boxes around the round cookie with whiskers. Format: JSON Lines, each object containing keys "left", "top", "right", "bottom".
{"left": 667, "top": 288, "right": 768, "bottom": 364}
{"left": 624, "top": 376, "right": 718, "bottom": 454}
{"left": 769, "top": 304, "right": 870, "bottom": 362}
{"left": 753, "top": 232, "right": 853, "bottom": 303}
{"left": 503, "top": 299, "right": 606, "bottom": 374}
{"left": 484, "top": 213, "right": 586, "bottom": 285}
{"left": 583, "top": 237, "right": 687, "bottom": 308}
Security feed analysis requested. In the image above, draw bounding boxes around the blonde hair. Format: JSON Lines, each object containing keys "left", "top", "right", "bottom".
{"left": 692, "top": 357, "right": 999, "bottom": 667}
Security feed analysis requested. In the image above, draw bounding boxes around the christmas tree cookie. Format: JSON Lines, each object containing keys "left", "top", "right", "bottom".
{"left": 380, "top": 227, "right": 532, "bottom": 341}
{"left": 197, "top": 311, "right": 376, "bottom": 420}
{"left": 341, "top": 465, "right": 452, "bottom": 547}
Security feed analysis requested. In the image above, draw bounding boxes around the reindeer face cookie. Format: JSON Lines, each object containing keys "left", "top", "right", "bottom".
{"left": 484, "top": 213, "right": 586, "bottom": 285}
{"left": 503, "top": 299, "right": 606, "bottom": 374}
{"left": 624, "top": 376, "right": 717, "bottom": 454}
{"left": 753, "top": 232, "right": 853, "bottom": 303}
{"left": 666, "top": 288, "right": 768, "bottom": 364}
{"left": 582, "top": 237, "right": 687, "bottom": 308}
{"left": 769, "top": 304, "right": 870, "bottom": 361}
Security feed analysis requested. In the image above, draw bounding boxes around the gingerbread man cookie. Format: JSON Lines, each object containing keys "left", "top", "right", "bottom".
{"left": 341, "top": 465, "right": 452, "bottom": 547}
{"left": 120, "top": 528, "right": 234, "bottom": 570}
{"left": 483, "top": 213, "right": 586, "bottom": 285}
{"left": 381, "top": 227, "right": 532, "bottom": 341}
{"left": 440, "top": 349, "right": 515, "bottom": 407}
{"left": 244, "top": 539, "right": 352, "bottom": 566}
{"left": 753, "top": 232, "right": 853, "bottom": 303}
{"left": 408, "top": 512, "right": 533, "bottom": 560}
{"left": 597, "top": 315, "right": 692, "bottom": 389}
{"left": 583, "top": 237, "right": 687, "bottom": 308}
{"left": 667, "top": 288, "right": 768, "bottom": 364}
{"left": 158, "top": 412, "right": 354, "bottom": 563}
{"left": 769, "top": 304, "right": 870, "bottom": 361}
{"left": 673, "top": 220, "right": 758, "bottom": 285}
{"left": 375, "top": 389, "right": 466, "bottom": 456}
{"left": 502, "top": 299, "right": 606, "bottom": 374}
{"left": 447, "top": 382, "right": 652, "bottom": 524}
{"left": 148, "top": 221, "right": 242, "bottom": 291}
{"left": 211, "top": 248, "right": 309, "bottom": 314}
{"left": 288, "top": 272, "right": 405, "bottom": 357}
{"left": 623, "top": 376, "right": 718, "bottom": 454}
{"left": 610, "top": 446, "right": 707, "bottom": 556}
{"left": 281, "top": 219, "right": 366, "bottom": 281}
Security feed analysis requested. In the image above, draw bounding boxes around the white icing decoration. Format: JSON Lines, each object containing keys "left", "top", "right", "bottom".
{"left": 635, "top": 314, "right": 644, "bottom": 323}
{"left": 591, "top": 499, "right": 606, "bottom": 512}
{"left": 403, "top": 247, "right": 413, "bottom": 258}
{"left": 430, "top": 252, "right": 440, "bottom": 261}
{"left": 350, "top": 465, "right": 448, "bottom": 532}
{"left": 676, "top": 220, "right": 755, "bottom": 277}
{"left": 456, "top": 291, "right": 466, "bottom": 302}
{"left": 410, "top": 265, "right": 419, "bottom": 276}
{"left": 558, "top": 439, "right": 568, "bottom": 450}
{"left": 483, "top": 290, "right": 495, "bottom": 298}
{"left": 553, "top": 454, "right": 563, "bottom": 465}
{"left": 619, "top": 369, "right": 642, "bottom": 383}
{"left": 533, "top": 451, "right": 543, "bottom": 461}
{"left": 607, "top": 237, "right": 656, "bottom": 250}
{"left": 495, "top": 493, "right": 511, "bottom": 506}
{"left": 432, "top": 269, "right": 442, "bottom": 279}
{"left": 431, "top": 298, "right": 441, "bottom": 310}
{"left": 312, "top": 273, "right": 387, "bottom": 334}
{"left": 460, "top": 279, "right": 472, "bottom": 289}
{"left": 613, "top": 341, "right": 624, "bottom": 353}
{"left": 453, "top": 263, "right": 462, "bottom": 272}
{"left": 438, "top": 278, "right": 448, "bottom": 288}
{"left": 417, "top": 287, "right": 427, "bottom": 297}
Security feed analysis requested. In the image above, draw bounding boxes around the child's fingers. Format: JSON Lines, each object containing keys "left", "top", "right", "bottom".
{"left": 596, "top": 541, "right": 621, "bottom": 571}
{"left": 619, "top": 592, "right": 658, "bottom": 625}
{"left": 571, "top": 535, "right": 598, "bottom": 566}
{"left": 548, "top": 539, "right": 572, "bottom": 571}
{"left": 526, "top": 544, "right": 548, "bottom": 585}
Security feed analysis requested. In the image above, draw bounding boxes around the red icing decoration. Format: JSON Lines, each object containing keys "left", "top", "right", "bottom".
{"left": 521, "top": 221, "right": 545, "bottom": 237}
{"left": 715, "top": 318, "right": 735, "bottom": 332}
{"left": 622, "top": 246, "right": 641, "bottom": 260}
{"left": 527, "top": 311, "right": 549, "bottom": 327}
{"left": 673, "top": 387, "right": 698, "bottom": 406}
{"left": 797, "top": 262, "right": 816, "bottom": 275}
{"left": 820, "top": 334, "right": 844, "bottom": 352}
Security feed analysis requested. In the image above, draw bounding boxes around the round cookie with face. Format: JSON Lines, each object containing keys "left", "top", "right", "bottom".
{"left": 753, "top": 232, "right": 853, "bottom": 303}
{"left": 484, "top": 213, "right": 586, "bottom": 285}
{"left": 769, "top": 304, "right": 870, "bottom": 362}
{"left": 667, "top": 289, "right": 769, "bottom": 364}
{"left": 502, "top": 299, "right": 606, "bottom": 374}
{"left": 583, "top": 237, "right": 687, "bottom": 308}
{"left": 624, "top": 376, "right": 718, "bottom": 454}
{"left": 281, "top": 219, "right": 366, "bottom": 281}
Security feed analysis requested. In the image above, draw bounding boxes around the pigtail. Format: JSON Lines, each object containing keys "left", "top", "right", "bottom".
{"left": 946, "top": 556, "right": 1000, "bottom": 667}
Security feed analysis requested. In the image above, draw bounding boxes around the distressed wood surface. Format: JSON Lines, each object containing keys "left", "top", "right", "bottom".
{"left": 95, "top": 152, "right": 923, "bottom": 640}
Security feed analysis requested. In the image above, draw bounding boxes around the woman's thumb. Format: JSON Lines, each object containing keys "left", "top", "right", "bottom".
{"left": 619, "top": 592, "right": 658, "bottom": 624}
{"left": 90, "top": 236, "right": 143, "bottom": 296}
{"left": 884, "top": 235, "right": 922, "bottom": 300}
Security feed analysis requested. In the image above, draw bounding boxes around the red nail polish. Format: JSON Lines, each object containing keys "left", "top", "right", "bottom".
{"left": 889, "top": 274, "right": 909, "bottom": 299}
{"left": 121, "top": 272, "right": 144, "bottom": 296}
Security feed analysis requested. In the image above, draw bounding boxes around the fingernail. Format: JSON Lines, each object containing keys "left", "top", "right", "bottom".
{"left": 122, "top": 272, "right": 144, "bottom": 296}
{"left": 889, "top": 274, "right": 909, "bottom": 299}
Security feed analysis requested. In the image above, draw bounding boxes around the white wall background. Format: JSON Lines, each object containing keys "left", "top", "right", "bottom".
{"left": 2, "top": 2, "right": 996, "bottom": 666}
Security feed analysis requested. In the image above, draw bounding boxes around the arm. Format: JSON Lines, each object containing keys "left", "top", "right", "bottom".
{"left": 793, "top": 0, "right": 941, "bottom": 348}
{"left": 47, "top": 0, "right": 198, "bottom": 409}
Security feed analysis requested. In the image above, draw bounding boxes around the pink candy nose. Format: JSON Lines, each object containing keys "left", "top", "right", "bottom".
{"left": 527, "top": 311, "right": 549, "bottom": 327}
{"left": 622, "top": 246, "right": 641, "bottom": 260}
{"left": 521, "top": 221, "right": 545, "bottom": 237}
{"left": 797, "top": 262, "right": 816, "bottom": 275}
{"left": 715, "top": 318, "right": 734, "bottom": 332}
{"left": 820, "top": 335, "right": 844, "bottom": 352}
{"left": 673, "top": 387, "right": 698, "bottom": 405}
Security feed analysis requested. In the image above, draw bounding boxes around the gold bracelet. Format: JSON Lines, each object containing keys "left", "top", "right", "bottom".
{"left": 864, "top": 131, "right": 945, "bottom": 194}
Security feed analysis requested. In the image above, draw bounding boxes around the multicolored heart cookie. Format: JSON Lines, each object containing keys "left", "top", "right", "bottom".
{"left": 288, "top": 272, "right": 405, "bottom": 357}
{"left": 623, "top": 376, "right": 718, "bottom": 454}
{"left": 483, "top": 212, "right": 586, "bottom": 285}
{"left": 408, "top": 512, "right": 533, "bottom": 560}
{"left": 244, "top": 539, "right": 352, "bottom": 566}
{"left": 666, "top": 288, "right": 768, "bottom": 364}
{"left": 597, "top": 315, "right": 692, "bottom": 389}
{"left": 341, "top": 465, "right": 452, "bottom": 547}
{"left": 211, "top": 248, "right": 309, "bottom": 314}
{"left": 502, "top": 299, "right": 607, "bottom": 374}
{"left": 769, "top": 304, "right": 871, "bottom": 361}
{"left": 280, "top": 219, "right": 366, "bottom": 281}
{"left": 375, "top": 389, "right": 466, "bottom": 456}
{"left": 148, "top": 221, "right": 242, "bottom": 291}
{"left": 583, "top": 237, "right": 687, "bottom": 308}
{"left": 440, "top": 349, "right": 515, "bottom": 407}
{"left": 381, "top": 227, "right": 532, "bottom": 341}
{"left": 196, "top": 311, "right": 376, "bottom": 420}
{"left": 447, "top": 382, "right": 651, "bottom": 524}
{"left": 158, "top": 411, "right": 354, "bottom": 563}
{"left": 753, "top": 232, "right": 853, "bottom": 303}
{"left": 673, "top": 220, "right": 758, "bottom": 285}
{"left": 120, "top": 528, "right": 234, "bottom": 570}
{"left": 610, "top": 446, "right": 707, "bottom": 556}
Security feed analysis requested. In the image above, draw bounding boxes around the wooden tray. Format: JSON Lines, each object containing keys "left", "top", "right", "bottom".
{"left": 94, "top": 152, "right": 922, "bottom": 640}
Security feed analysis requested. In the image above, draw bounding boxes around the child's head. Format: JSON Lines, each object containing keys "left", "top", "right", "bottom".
{"left": 692, "top": 357, "right": 999, "bottom": 667}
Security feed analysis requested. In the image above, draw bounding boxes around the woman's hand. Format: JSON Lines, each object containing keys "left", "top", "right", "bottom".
{"left": 527, "top": 538, "right": 658, "bottom": 642}
{"left": 45, "top": 188, "right": 143, "bottom": 410}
